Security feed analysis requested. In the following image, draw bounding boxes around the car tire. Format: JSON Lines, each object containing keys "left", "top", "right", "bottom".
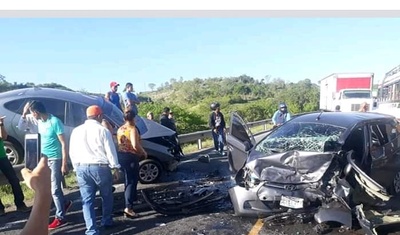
{"left": 392, "top": 171, "right": 400, "bottom": 195}
{"left": 138, "top": 159, "right": 162, "bottom": 184}
{"left": 4, "top": 140, "right": 23, "bottom": 165}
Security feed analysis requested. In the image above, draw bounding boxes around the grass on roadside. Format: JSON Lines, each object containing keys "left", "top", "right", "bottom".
{"left": 181, "top": 139, "right": 214, "bottom": 154}
{"left": 0, "top": 171, "right": 77, "bottom": 208}
{"left": 0, "top": 183, "right": 34, "bottom": 208}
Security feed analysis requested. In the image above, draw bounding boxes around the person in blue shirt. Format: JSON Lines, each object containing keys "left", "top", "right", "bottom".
{"left": 122, "top": 82, "right": 140, "bottom": 115}
{"left": 272, "top": 102, "right": 291, "bottom": 128}
{"left": 28, "top": 101, "right": 72, "bottom": 230}
{"left": 105, "top": 81, "right": 123, "bottom": 111}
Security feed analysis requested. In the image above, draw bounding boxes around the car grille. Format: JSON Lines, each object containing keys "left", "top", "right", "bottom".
{"left": 351, "top": 104, "right": 360, "bottom": 111}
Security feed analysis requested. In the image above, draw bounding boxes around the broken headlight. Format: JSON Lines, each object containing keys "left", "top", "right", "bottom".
{"left": 244, "top": 168, "right": 261, "bottom": 189}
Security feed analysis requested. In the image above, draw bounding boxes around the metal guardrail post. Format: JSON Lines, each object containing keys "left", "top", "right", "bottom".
{"left": 198, "top": 139, "right": 202, "bottom": 150}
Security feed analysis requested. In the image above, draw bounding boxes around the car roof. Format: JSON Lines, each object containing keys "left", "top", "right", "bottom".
{"left": 291, "top": 111, "right": 395, "bottom": 129}
{"left": 0, "top": 87, "right": 104, "bottom": 106}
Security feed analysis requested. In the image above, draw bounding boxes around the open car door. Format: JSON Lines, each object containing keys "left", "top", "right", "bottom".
{"left": 226, "top": 112, "right": 256, "bottom": 173}
{"left": 346, "top": 150, "right": 391, "bottom": 201}
{"left": 345, "top": 151, "right": 400, "bottom": 235}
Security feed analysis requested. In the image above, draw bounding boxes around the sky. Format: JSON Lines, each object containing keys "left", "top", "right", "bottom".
{"left": 0, "top": 18, "right": 399, "bottom": 94}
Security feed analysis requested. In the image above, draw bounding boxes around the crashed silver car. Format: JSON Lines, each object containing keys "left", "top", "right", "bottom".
{"left": 227, "top": 111, "right": 400, "bottom": 234}
{"left": 0, "top": 87, "right": 182, "bottom": 184}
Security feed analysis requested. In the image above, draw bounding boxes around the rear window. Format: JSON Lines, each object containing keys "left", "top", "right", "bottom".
{"left": 4, "top": 99, "right": 26, "bottom": 114}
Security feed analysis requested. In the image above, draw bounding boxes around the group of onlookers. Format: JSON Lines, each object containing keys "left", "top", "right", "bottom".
{"left": 69, "top": 104, "right": 146, "bottom": 235}
{"left": 0, "top": 80, "right": 148, "bottom": 235}
{"left": 105, "top": 81, "right": 141, "bottom": 115}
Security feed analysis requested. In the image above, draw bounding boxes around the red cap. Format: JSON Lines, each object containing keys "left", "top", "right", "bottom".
{"left": 86, "top": 105, "right": 103, "bottom": 117}
{"left": 110, "top": 81, "right": 120, "bottom": 88}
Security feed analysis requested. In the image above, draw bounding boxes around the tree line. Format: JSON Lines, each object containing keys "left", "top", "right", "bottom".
{"left": 138, "top": 75, "right": 320, "bottom": 134}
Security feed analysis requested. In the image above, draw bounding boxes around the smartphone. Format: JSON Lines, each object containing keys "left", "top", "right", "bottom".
{"left": 24, "top": 133, "right": 41, "bottom": 170}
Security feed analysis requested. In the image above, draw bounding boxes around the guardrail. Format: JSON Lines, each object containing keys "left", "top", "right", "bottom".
{"left": 178, "top": 118, "right": 272, "bottom": 149}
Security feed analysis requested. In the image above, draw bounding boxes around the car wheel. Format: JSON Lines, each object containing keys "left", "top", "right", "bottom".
{"left": 4, "top": 141, "right": 23, "bottom": 165}
{"left": 392, "top": 171, "right": 400, "bottom": 195}
{"left": 138, "top": 159, "right": 162, "bottom": 184}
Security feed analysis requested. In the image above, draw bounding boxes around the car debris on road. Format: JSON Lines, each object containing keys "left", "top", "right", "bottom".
{"left": 141, "top": 176, "right": 232, "bottom": 216}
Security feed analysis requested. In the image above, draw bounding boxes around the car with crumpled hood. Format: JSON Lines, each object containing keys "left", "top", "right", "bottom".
{"left": 227, "top": 111, "right": 400, "bottom": 234}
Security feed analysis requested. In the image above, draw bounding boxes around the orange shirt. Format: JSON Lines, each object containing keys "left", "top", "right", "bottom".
{"left": 117, "top": 124, "right": 139, "bottom": 154}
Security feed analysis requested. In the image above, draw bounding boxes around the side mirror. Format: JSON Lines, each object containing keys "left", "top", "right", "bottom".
{"left": 323, "top": 140, "right": 340, "bottom": 152}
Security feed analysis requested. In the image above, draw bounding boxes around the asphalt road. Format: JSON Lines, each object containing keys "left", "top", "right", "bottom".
{"left": 1, "top": 133, "right": 400, "bottom": 235}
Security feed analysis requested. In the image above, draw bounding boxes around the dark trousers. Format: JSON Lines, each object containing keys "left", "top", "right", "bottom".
{"left": 118, "top": 152, "right": 139, "bottom": 210}
{"left": 0, "top": 157, "right": 25, "bottom": 210}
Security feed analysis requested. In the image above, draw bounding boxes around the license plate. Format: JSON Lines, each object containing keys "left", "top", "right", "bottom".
{"left": 279, "top": 195, "right": 304, "bottom": 209}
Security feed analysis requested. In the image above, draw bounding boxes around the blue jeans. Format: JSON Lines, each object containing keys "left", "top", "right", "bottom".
{"left": 76, "top": 164, "right": 114, "bottom": 235}
{"left": 48, "top": 159, "right": 66, "bottom": 220}
{"left": 118, "top": 152, "right": 139, "bottom": 209}
{"left": 212, "top": 128, "right": 226, "bottom": 153}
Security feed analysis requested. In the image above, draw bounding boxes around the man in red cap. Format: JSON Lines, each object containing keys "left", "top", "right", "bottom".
{"left": 105, "top": 82, "right": 122, "bottom": 111}
{"left": 69, "top": 105, "right": 121, "bottom": 235}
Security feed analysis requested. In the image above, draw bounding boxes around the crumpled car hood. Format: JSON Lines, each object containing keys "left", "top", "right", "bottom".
{"left": 246, "top": 151, "right": 335, "bottom": 184}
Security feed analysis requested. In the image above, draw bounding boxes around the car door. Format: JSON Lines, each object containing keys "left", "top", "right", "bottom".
{"left": 368, "top": 120, "right": 398, "bottom": 188}
{"left": 226, "top": 111, "right": 256, "bottom": 173}
{"left": 346, "top": 150, "right": 391, "bottom": 202}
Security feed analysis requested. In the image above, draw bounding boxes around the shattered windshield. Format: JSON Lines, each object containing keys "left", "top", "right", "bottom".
{"left": 255, "top": 122, "right": 346, "bottom": 154}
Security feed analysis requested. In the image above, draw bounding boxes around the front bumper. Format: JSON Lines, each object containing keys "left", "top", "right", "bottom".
{"left": 229, "top": 182, "right": 321, "bottom": 217}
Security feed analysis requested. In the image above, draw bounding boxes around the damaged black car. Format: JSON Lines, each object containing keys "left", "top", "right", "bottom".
{"left": 227, "top": 111, "right": 400, "bottom": 234}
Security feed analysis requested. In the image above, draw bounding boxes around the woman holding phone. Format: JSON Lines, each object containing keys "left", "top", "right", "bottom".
{"left": 117, "top": 108, "right": 147, "bottom": 218}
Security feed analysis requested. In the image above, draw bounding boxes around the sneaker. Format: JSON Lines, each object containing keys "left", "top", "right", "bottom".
{"left": 16, "top": 205, "right": 31, "bottom": 213}
{"left": 48, "top": 218, "right": 66, "bottom": 230}
{"left": 64, "top": 200, "right": 73, "bottom": 214}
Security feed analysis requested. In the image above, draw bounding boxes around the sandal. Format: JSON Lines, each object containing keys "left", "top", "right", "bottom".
{"left": 123, "top": 209, "right": 138, "bottom": 218}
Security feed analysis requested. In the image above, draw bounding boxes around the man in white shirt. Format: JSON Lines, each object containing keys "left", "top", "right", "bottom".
{"left": 69, "top": 105, "right": 121, "bottom": 235}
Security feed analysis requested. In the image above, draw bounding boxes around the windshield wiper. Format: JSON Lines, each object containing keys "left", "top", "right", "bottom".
{"left": 269, "top": 148, "right": 285, "bottom": 153}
